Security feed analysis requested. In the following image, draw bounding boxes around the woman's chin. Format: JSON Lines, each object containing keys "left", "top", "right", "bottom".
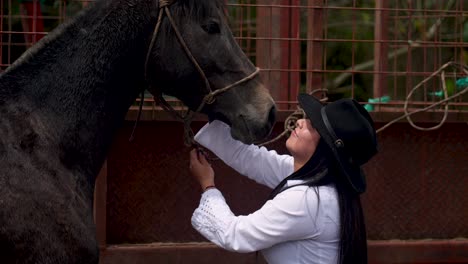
{"left": 285, "top": 137, "right": 293, "bottom": 152}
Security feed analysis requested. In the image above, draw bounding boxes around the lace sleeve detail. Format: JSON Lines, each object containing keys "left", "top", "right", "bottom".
{"left": 191, "top": 189, "right": 235, "bottom": 247}
{"left": 191, "top": 187, "right": 329, "bottom": 253}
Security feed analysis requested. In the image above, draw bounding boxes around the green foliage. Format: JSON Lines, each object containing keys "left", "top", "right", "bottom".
{"left": 321, "top": 0, "right": 467, "bottom": 107}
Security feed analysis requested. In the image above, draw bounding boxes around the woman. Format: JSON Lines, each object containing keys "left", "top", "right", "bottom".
{"left": 189, "top": 93, "right": 378, "bottom": 264}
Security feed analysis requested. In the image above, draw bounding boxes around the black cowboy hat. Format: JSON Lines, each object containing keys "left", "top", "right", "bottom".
{"left": 297, "top": 93, "right": 378, "bottom": 194}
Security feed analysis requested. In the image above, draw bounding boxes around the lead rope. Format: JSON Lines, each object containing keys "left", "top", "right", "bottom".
{"left": 261, "top": 61, "right": 468, "bottom": 145}
{"left": 129, "top": 91, "right": 145, "bottom": 142}
{"left": 265, "top": 61, "right": 468, "bottom": 140}
{"left": 157, "top": 0, "right": 213, "bottom": 147}
{"left": 376, "top": 61, "right": 468, "bottom": 133}
{"left": 129, "top": 0, "right": 170, "bottom": 142}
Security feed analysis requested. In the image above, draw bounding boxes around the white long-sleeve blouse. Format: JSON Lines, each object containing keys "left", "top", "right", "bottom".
{"left": 191, "top": 120, "right": 340, "bottom": 264}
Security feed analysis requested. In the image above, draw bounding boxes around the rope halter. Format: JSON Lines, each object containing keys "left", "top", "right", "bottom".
{"left": 133, "top": 0, "right": 260, "bottom": 146}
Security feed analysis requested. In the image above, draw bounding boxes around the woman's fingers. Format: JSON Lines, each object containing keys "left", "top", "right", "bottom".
{"left": 190, "top": 149, "right": 198, "bottom": 160}
{"left": 189, "top": 149, "right": 199, "bottom": 169}
{"left": 190, "top": 148, "right": 211, "bottom": 168}
{"left": 197, "top": 149, "right": 209, "bottom": 165}
{"left": 188, "top": 148, "right": 215, "bottom": 190}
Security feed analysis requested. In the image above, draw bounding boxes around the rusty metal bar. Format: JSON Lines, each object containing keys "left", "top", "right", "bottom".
{"left": 306, "top": 0, "right": 324, "bottom": 95}
{"left": 350, "top": 0, "right": 357, "bottom": 98}
{"left": 289, "top": 0, "right": 300, "bottom": 106}
{"left": 19, "top": 1, "right": 45, "bottom": 46}
{"left": 229, "top": 4, "right": 465, "bottom": 14}
{"left": 98, "top": 240, "right": 468, "bottom": 264}
{"left": 373, "top": 0, "right": 389, "bottom": 103}
{"left": 256, "top": 1, "right": 272, "bottom": 96}
{"left": 405, "top": 1, "right": 414, "bottom": 99}
{"left": 279, "top": 0, "right": 290, "bottom": 103}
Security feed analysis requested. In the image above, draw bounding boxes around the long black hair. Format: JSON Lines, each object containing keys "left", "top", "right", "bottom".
{"left": 268, "top": 139, "right": 368, "bottom": 264}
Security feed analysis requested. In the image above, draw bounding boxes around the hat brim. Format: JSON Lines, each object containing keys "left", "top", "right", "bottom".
{"left": 297, "top": 94, "right": 366, "bottom": 193}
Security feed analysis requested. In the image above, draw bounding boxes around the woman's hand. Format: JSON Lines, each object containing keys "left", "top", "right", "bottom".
{"left": 189, "top": 148, "right": 215, "bottom": 191}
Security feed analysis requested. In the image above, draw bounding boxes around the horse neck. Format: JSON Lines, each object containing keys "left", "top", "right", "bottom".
{"left": 0, "top": 0, "right": 158, "bottom": 181}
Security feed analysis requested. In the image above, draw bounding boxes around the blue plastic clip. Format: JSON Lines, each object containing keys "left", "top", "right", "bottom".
{"left": 364, "top": 95, "right": 391, "bottom": 112}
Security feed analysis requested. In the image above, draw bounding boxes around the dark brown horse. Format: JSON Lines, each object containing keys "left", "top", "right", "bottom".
{"left": 0, "top": 0, "right": 276, "bottom": 263}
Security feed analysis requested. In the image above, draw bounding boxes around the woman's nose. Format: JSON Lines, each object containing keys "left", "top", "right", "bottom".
{"left": 296, "top": 119, "right": 305, "bottom": 128}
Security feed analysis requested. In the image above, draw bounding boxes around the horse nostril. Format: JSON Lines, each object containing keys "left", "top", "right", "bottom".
{"left": 268, "top": 105, "right": 276, "bottom": 124}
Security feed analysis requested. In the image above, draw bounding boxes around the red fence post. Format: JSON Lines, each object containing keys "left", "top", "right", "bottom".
{"left": 373, "top": 0, "right": 389, "bottom": 106}
{"left": 257, "top": 1, "right": 301, "bottom": 109}
{"left": 287, "top": 0, "right": 301, "bottom": 108}
{"left": 20, "top": 0, "right": 45, "bottom": 46}
{"left": 306, "top": 0, "right": 324, "bottom": 96}
{"left": 279, "top": 0, "right": 291, "bottom": 104}
{"left": 256, "top": 0, "right": 282, "bottom": 102}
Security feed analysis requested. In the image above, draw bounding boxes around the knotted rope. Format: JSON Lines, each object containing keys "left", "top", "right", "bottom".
{"left": 376, "top": 61, "right": 468, "bottom": 133}
{"left": 260, "top": 60, "right": 468, "bottom": 146}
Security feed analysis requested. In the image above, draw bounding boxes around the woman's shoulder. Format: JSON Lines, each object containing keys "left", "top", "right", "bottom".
{"left": 277, "top": 184, "right": 339, "bottom": 215}
{"left": 281, "top": 182, "right": 338, "bottom": 200}
{"left": 316, "top": 184, "right": 339, "bottom": 200}
{"left": 273, "top": 185, "right": 339, "bottom": 232}
{"left": 272, "top": 184, "right": 336, "bottom": 208}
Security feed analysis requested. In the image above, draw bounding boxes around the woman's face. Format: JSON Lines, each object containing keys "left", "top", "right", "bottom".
{"left": 286, "top": 118, "right": 321, "bottom": 164}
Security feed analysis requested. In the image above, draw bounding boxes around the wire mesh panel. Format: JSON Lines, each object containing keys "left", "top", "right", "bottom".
{"left": 228, "top": 0, "right": 468, "bottom": 114}
{"left": 0, "top": 0, "right": 86, "bottom": 68}
{"left": 2, "top": 0, "right": 468, "bottom": 115}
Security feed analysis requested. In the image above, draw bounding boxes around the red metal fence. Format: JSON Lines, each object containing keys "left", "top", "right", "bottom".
{"left": 231, "top": 1, "right": 468, "bottom": 112}
{"left": 2, "top": 0, "right": 468, "bottom": 114}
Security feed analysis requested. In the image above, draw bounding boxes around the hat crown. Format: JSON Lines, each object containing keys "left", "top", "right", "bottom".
{"left": 324, "top": 99, "right": 377, "bottom": 165}
{"left": 297, "top": 94, "right": 378, "bottom": 194}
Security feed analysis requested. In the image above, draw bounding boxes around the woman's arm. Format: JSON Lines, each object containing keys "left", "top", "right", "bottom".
{"left": 194, "top": 120, "right": 293, "bottom": 189}
{"left": 191, "top": 187, "right": 320, "bottom": 253}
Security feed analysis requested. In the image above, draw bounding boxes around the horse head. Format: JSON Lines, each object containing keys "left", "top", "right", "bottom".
{"left": 145, "top": 0, "right": 276, "bottom": 144}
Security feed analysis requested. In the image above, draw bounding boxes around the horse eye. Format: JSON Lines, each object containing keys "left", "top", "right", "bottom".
{"left": 202, "top": 21, "right": 221, "bottom": 34}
